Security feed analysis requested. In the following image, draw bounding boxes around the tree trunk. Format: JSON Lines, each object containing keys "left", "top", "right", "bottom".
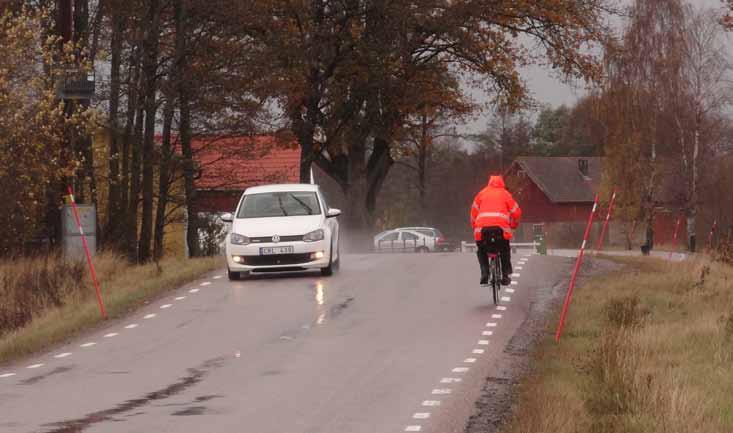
{"left": 106, "top": 12, "right": 123, "bottom": 245}
{"left": 687, "top": 120, "right": 700, "bottom": 253}
{"left": 127, "top": 102, "right": 144, "bottom": 263}
{"left": 154, "top": 96, "right": 175, "bottom": 260}
{"left": 138, "top": 0, "right": 161, "bottom": 263}
{"left": 175, "top": 0, "right": 199, "bottom": 258}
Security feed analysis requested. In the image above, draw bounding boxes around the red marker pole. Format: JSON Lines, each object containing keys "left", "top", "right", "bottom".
{"left": 707, "top": 220, "right": 718, "bottom": 251}
{"left": 555, "top": 194, "right": 599, "bottom": 343}
{"left": 668, "top": 216, "right": 682, "bottom": 261}
{"left": 595, "top": 188, "right": 617, "bottom": 253}
{"left": 67, "top": 187, "right": 108, "bottom": 319}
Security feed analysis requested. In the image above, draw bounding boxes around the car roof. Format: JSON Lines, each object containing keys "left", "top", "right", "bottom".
{"left": 244, "top": 183, "right": 320, "bottom": 194}
{"left": 397, "top": 227, "right": 437, "bottom": 231}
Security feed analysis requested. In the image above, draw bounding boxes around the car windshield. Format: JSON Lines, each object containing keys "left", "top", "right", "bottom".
{"left": 237, "top": 192, "right": 321, "bottom": 218}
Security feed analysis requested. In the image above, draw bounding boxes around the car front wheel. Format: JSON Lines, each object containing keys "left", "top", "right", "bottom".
{"left": 228, "top": 269, "right": 241, "bottom": 281}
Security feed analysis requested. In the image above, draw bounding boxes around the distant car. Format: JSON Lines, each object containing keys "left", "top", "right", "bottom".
{"left": 373, "top": 227, "right": 449, "bottom": 253}
{"left": 221, "top": 184, "right": 341, "bottom": 280}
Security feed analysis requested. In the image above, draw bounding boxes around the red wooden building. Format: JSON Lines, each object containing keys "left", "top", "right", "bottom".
{"left": 504, "top": 157, "right": 684, "bottom": 247}
{"left": 189, "top": 136, "right": 301, "bottom": 213}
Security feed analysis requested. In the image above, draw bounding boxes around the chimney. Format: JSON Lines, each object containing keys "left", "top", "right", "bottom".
{"left": 578, "top": 159, "right": 589, "bottom": 177}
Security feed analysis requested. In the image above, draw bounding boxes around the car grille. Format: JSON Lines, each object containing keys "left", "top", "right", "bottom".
{"left": 242, "top": 253, "right": 313, "bottom": 266}
{"left": 249, "top": 235, "right": 304, "bottom": 244}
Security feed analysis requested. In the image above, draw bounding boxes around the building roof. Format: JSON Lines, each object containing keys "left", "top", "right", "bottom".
{"left": 190, "top": 136, "right": 301, "bottom": 191}
{"left": 511, "top": 157, "right": 601, "bottom": 203}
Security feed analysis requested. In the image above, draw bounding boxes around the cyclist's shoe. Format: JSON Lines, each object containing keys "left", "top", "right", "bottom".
{"left": 479, "top": 277, "right": 488, "bottom": 287}
{"left": 501, "top": 276, "right": 511, "bottom": 286}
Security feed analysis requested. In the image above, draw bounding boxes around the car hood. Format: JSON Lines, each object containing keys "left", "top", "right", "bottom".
{"left": 231, "top": 215, "right": 323, "bottom": 237}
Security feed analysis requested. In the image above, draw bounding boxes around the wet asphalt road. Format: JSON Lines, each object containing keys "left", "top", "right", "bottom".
{"left": 0, "top": 252, "right": 571, "bottom": 433}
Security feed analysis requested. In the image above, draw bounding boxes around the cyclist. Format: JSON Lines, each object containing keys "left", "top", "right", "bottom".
{"left": 470, "top": 175, "right": 522, "bottom": 286}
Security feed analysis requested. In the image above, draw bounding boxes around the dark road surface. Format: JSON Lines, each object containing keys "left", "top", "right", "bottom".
{"left": 0, "top": 252, "right": 571, "bottom": 433}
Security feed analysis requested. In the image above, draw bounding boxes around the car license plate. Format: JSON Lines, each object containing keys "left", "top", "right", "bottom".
{"left": 260, "top": 246, "right": 294, "bottom": 255}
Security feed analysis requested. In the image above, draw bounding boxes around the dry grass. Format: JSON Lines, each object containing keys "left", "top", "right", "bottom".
{"left": 0, "top": 252, "right": 220, "bottom": 363}
{"left": 501, "top": 256, "right": 733, "bottom": 433}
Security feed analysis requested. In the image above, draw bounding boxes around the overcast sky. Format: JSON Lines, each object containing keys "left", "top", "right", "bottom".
{"left": 462, "top": 0, "right": 732, "bottom": 135}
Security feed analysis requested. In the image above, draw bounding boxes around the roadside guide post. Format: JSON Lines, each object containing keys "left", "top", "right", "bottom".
{"left": 555, "top": 194, "right": 599, "bottom": 343}
{"left": 67, "top": 187, "right": 108, "bottom": 320}
{"left": 595, "top": 188, "right": 617, "bottom": 253}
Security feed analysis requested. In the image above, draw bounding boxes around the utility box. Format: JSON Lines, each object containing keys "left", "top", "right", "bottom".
{"left": 535, "top": 233, "right": 547, "bottom": 255}
{"left": 62, "top": 204, "right": 96, "bottom": 259}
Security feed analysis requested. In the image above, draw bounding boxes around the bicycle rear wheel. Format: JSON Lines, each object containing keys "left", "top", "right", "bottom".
{"left": 491, "top": 257, "right": 500, "bottom": 305}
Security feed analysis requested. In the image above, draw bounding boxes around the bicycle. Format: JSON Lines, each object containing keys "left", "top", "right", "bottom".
{"left": 479, "top": 226, "right": 505, "bottom": 305}
{"left": 487, "top": 251, "right": 503, "bottom": 305}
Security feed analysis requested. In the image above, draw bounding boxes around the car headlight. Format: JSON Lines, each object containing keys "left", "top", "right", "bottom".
{"left": 303, "top": 229, "right": 325, "bottom": 242}
{"left": 230, "top": 233, "right": 250, "bottom": 245}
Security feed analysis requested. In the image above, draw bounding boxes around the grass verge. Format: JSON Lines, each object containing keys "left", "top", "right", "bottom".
{"left": 0, "top": 253, "right": 220, "bottom": 364}
{"left": 500, "top": 256, "right": 733, "bottom": 433}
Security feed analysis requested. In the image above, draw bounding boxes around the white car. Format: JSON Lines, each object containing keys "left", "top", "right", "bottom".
{"left": 221, "top": 184, "right": 341, "bottom": 280}
{"left": 373, "top": 228, "right": 443, "bottom": 253}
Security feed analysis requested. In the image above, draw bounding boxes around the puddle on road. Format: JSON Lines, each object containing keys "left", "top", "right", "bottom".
{"left": 21, "top": 366, "right": 74, "bottom": 386}
{"left": 41, "top": 357, "right": 226, "bottom": 432}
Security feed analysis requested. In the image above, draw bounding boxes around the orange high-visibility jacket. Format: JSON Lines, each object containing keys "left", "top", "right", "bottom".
{"left": 470, "top": 175, "right": 522, "bottom": 241}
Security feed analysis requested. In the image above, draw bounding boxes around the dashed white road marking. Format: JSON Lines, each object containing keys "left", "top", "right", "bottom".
{"left": 441, "top": 378, "right": 462, "bottom": 383}
{"left": 496, "top": 306, "right": 507, "bottom": 311}
{"left": 175, "top": 296, "right": 186, "bottom": 301}
{"left": 510, "top": 281, "right": 518, "bottom": 285}
{"left": 144, "top": 313, "right": 157, "bottom": 319}
{"left": 80, "top": 342, "right": 96, "bottom": 348}
{"left": 54, "top": 352, "right": 72, "bottom": 359}
{"left": 478, "top": 340, "right": 490, "bottom": 345}
{"left": 510, "top": 273, "right": 520, "bottom": 277}
{"left": 405, "top": 425, "right": 422, "bottom": 431}
{"left": 0, "top": 373, "right": 16, "bottom": 378}
{"left": 422, "top": 400, "right": 441, "bottom": 407}
{"left": 432, "top": 388, "right": 452, "bottom": 395}
{"left": 413, "top": 413, "right": 431, "bottom": 419}
{"left": 473, "top": 349, "right": 485, "bottom": 354}
{"left": 486, "top": 322, "right": 497, "bottom": 327}
{"left": 160, "top": 304, "right": 172, "bottom": 309}
{"left": 491, "top": 314, "right": 503, "bottom": 319}
{"left": 124, "top": 324, "right": 139, "bottom": 329}
{"left": 482, "top": 331, "right": 493, "bottom": 336}
{"left": 506, "top": 288, "right": 515, "bottom": 293}
{"left": 501, "top": 296, "right": 512, "bottom": 302}
{"left": 200, "top": 282, "right": 212, "bottom": 286}
{"left": 515, "top": 266, "right": 523, "bottom": 270}
{"left": 104, "top": 333, "right": 119, "bottom": 338}
{"left": 189, "top": 288, "right": 200, "bottom": 293}
{"left": 213, "top": 276, "right": 222, "bottom": 280}
{"left": 26, "top": 364, "right": 44, "bottom": 369}
{"left": 464, "top": 358, "right": 477, "bottom": 363}
{"left": 452, "top": 367, "right": 469, "bottom": 373}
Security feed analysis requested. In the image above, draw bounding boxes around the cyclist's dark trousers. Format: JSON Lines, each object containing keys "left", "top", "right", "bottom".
{"left": 476, "top": 228, "right": 512, "bottom": 279}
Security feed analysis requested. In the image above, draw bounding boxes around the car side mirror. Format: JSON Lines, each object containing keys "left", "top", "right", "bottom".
{"left": 327, "top": 208, "right": 341, "bottom": 218}
{"left": 220, "top": 212, "right": 233, "bottom": 223}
